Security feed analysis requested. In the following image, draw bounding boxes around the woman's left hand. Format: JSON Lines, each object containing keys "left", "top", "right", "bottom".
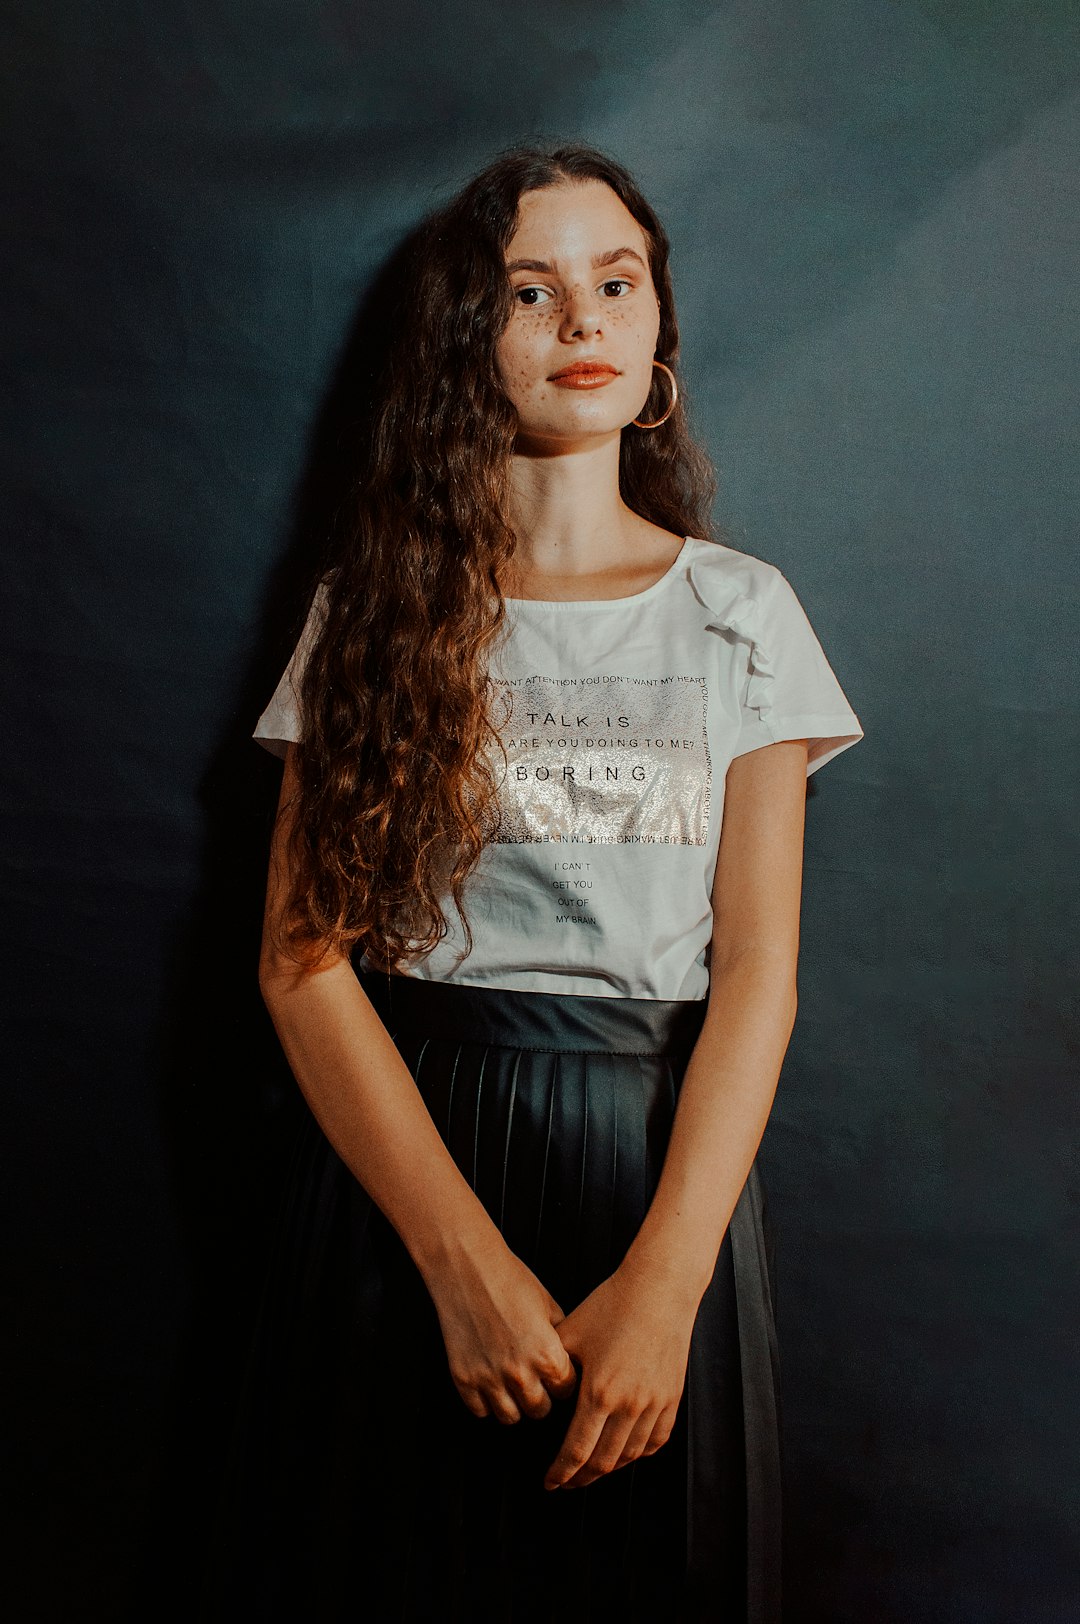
{"left": 543, "top": 1264, "right": 699, "bottom": 1490}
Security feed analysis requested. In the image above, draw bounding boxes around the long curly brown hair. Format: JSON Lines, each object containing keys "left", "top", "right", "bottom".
{"left": 282, "top": 142, "right": 720, "bottom": 973}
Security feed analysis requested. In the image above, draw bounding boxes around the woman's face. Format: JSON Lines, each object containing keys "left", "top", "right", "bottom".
{"left": 495, "top": 178, "right": 662, "bottom": 448}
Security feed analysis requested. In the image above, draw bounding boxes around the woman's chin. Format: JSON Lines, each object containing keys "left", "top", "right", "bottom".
{"left": 511, "top": 415, "right": 630, "bottom": 455}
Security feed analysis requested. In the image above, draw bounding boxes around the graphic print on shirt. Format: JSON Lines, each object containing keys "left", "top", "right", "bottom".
{"left": 492, "top": 674, "right": 712, "bottom": 847}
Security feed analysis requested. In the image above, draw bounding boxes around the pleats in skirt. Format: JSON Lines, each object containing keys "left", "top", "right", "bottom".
{"left": 200, "top": 972, "right": 782, "bottom": 1623}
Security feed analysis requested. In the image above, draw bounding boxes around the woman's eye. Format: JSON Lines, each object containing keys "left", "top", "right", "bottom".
{"left": 513, "top": 278, "right": 633, "bottom": 307}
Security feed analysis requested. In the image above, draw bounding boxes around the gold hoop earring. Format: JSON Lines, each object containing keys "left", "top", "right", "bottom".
{"left": 632, "top": 360, "right": 678, "bottom": 429}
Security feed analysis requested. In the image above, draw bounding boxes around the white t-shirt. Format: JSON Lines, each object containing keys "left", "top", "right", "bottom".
{"left": 254, "top": 535, "right": 864, "bottom": 1000}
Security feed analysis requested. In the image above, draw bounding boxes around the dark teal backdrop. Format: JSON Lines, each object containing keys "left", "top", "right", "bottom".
{"left": 3, "top": 4, "right": 1078, "bottom": 1620}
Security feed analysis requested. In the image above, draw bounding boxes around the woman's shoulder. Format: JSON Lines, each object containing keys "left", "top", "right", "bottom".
{"left": 682, "top": 535, "right": 787, "bottom": 629}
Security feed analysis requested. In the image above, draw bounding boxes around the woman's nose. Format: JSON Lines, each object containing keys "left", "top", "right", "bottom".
{"left": 558, "top": 286, "right": 602, "bottom": 340}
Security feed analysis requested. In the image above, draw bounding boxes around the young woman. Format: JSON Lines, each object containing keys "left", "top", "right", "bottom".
{"left": 205, "top": 143, "right": 863, "bottom": 1623}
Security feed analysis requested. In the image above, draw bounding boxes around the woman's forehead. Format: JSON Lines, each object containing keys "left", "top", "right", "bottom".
{"left": 506, "top": 180, "right": 647, "bottom": 262}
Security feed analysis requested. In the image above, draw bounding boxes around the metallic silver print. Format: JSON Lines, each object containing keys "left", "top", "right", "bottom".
{"left": 491, "top": 674, "right": 712, "bottom": 846}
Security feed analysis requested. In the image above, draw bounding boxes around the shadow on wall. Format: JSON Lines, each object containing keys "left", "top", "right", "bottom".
{"left": 138, "top": 221, "right": 430, "bottom": 1623}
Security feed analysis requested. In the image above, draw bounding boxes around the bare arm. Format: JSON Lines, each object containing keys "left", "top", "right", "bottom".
{"left": 618, "top": 735, "right": 807, "bottom": 1305}
{"left": 542, "top": 738, "right": 807, "bottom": 1488}
{"left": 259, "top": 744, "right": 577, "bottom": 1422}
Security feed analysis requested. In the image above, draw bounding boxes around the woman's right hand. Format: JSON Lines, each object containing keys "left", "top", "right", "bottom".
{"left": 427, "top": 1232, "right": 580, "bottom": 1424}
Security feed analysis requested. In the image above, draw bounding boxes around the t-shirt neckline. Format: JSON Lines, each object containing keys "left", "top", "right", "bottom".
{"left": 503, "top": 536, "right": 696, "bottom": 611}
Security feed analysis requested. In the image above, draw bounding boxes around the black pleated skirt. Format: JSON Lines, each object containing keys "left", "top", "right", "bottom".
{"left": 201, "top": 973, "right": 782, "bottom": 1623}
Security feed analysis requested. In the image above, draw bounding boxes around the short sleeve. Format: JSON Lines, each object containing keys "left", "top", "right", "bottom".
{"left": 252, "top": 583, "right": 329, "bottom": 759}
{"left": 728, "top": 566, "right": 864, "bottom": 775}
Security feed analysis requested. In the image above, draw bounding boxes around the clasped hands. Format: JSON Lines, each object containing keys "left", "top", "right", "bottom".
{"left": 431, "top": 1239, "right": 699, "bottom": 1491}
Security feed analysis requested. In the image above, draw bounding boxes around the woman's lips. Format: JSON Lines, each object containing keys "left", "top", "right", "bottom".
{"left": 549, "top": 363, "right": 620, "bottom": 389}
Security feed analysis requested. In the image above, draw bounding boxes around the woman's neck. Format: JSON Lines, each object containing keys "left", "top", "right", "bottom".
{"left": 503, "top": 433, "right": 669, "bottom": 595}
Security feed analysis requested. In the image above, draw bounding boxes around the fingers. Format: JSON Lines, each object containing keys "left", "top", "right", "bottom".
{"left": 457, "top": 1386, "right": 490, "bottom": 1420}
{"left": 502, "top": 1349, "right": 581, "bottom": 1420}
{"left": 567, "top": 1410, "right": 641, "bottom": 1489}
{"left": 512, "top": 1380, "right": 554, "bottom": 1421}
{"left": 455, "top": 1345, "right": 576, "bottom": 1425}
{"left": 504, "top": 1346, "right": 579, "bottom": 1421}
{"left": 442, "top": 1266, "right": 580, "bottom": 1428}
{"left": 544, "top": 1396, "right": 610, "bottom": 1490}
{"left": 611, "top": 1404, "right": 670, "bottom": 1471}
{"left": 455, "top": 1383, "right": 522, "bottom": 1424}
{"left": 545, "top": 1395, "right": 677, "bottom": 1489}
{"left": 489, "top": 1392, "right": 524, "bottom": 1425}
{"left": 544, "top": 1348, "right": 580, "bottom": 1402}
{"left": 638, "top": 1404, "right": 677, "bottom": 1461}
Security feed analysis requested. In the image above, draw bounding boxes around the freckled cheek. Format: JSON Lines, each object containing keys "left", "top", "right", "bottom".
{"left": 606, "top": 307, "right": 650, "bottom": 339}
{"left": 504, "top": 335, "right": 552, "bottom": 392}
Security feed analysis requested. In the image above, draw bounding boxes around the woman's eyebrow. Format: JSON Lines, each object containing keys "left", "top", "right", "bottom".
{"left": 505, "top": 246, "right": 648, "bottom": 274}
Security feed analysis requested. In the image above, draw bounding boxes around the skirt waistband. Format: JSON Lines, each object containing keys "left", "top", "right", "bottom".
{"left": 358, "top": 970, "right": 708, "bottom": 1057}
